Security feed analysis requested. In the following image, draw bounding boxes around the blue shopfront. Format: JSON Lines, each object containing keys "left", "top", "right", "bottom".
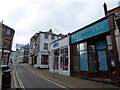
{"left": 70, "top": 17, "right": 118, "bottom": 79}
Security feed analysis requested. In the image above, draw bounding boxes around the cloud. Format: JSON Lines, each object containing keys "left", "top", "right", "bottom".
{"left": 0, "top": 0, "right": 119, "bottom": 50}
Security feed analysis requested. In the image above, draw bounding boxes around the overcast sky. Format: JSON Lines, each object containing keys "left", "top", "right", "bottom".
{"left": 0, "top": 0, "right": 119, "bottom": 50}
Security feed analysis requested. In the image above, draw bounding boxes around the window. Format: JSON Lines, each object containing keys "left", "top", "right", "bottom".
{"left": 41, "top": 55, "right": 48, "bottom": 65}
{"left": 54, "top": 49, "right": 59, "bottom": 70}
{"left": 44, "top": 43, "right": 48, "bottom": 50}
{"left": 51, "top": 35, "right": 55, "bottom": 40}
{"left": 44, "top": 34, "right": 49, "bottom": 38}
{"left": 60, "top": 47, "right": 68, "bottom": 70}
{"left": 77, "top": 42, "right": 88, "bottom": 71}
{"left": 107, "top": 35, "right": 115, "bottom": 67}
{"left": 6, "top": 29, "right": 11, "bottom": 36}
{"left": 4, "top": 40, "right": 10, "bottom": 48}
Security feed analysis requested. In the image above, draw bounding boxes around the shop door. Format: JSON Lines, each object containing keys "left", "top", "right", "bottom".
{"left": 96, "top": 39, "right": 108, "bottom": 71}
{"left": 88, "top": 44, "right": 97, "bottom": 72}
{"left": 54, "top": 49, "right": 59, "bottom": 71}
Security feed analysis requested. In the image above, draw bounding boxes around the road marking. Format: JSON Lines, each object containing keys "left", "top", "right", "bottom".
{"left": 15, "top": 68, "right": 25, "bottom": 90}
{"left": 31, "top": 71, "right": 67, "bottom": 89}
{"left": 13, "top": 69, "right": 17, "bottom": 88}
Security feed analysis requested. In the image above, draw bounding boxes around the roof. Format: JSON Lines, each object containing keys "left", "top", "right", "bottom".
{"left": 107, "top": 6, "right": 120, "bottom": 13}
{"left": 39, "top": 29, "right": 58, "bottom": 36}
{"left": 30, "top": 29, "right": 65, "bottom": 41}
{"left": 51, "top": 34, "right": 69, "bottom": 44}
{"left": 2, "top": 23, "right": 15, "bottom": 33}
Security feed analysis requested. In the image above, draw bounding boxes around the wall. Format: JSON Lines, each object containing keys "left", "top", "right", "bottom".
{"left": 115, "top": 19, "right": 120, "bottom": 61}
{"left": 0, "top": 22, "right": 2, "bottom": 90}
{"left": 36, "top": 33, "right": 58, "bottom": 68}
{"left": 49, "top": 36, "right": 70, "bottom": 76}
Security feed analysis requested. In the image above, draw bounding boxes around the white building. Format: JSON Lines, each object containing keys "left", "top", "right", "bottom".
{"left": 30, "top": 29, "right": 64, "bottom": 68}
{"left": 49, "top": 35, "right": 70, "bottom": 76}
{"left": 9, "top": 51, "right": 18, "bottom": 63}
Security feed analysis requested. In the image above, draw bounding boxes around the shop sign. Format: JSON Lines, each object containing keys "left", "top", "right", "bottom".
{"left": 53, "top": 43, "right": 59, "bottom": 47}
{"left": 71, "top": 19, "right": 110, "bottom": 44}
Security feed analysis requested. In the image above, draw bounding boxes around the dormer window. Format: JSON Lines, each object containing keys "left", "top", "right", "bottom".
{"left": 51, "top": 35, "right": 55, "bottom": 40}
{"left": 45, "top": 34, "right": 48, "bottom": 38}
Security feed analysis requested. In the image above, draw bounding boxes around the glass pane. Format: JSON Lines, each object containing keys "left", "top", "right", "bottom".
{"left": 108, "top": 46, "right": 113, "bottom": 50}
{"left": 80, "top": 50, "right": 88, "bottom": 71}
{"left": 41, "top": 55, "right": 48, "bottom": 65}
{"left": 80, "top": 42, "right": 87, "bottom": 51}
{"left": 98, "top": 51, "right": 108, "bottom": 70}
{"left": 107, "top": 35, "right": 112, "bottom": 45}
{"left": 96, "top": 40, "right": 106, "bottom": 50}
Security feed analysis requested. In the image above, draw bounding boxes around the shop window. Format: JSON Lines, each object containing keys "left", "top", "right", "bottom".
{"left": 60, "top": 47, "right": 68, "bottom": 70}
{"left": 107, "top": 35, "right": 115, "bottom": 73}
{"left": 41, "top": 55, "right": 48, "bottom": 65}
{"left": 78, "top": 42, "right": 88, "bottom": 71}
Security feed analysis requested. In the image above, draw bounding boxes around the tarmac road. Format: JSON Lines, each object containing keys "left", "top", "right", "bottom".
{"left": 15, "top": 64, "right": 64, "bottom": 89}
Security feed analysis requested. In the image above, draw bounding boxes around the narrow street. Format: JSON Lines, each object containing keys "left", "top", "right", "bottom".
{"left": 15, "top": 64, "right": 64, "bottom": 89}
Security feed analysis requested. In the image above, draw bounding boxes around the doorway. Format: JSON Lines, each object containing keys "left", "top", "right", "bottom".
{"left": 95, "top": 39, "right": 108, "bottom": 71}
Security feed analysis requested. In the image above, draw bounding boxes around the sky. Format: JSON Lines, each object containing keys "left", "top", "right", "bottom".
{"left": 0, "top": 0, "right": 119, "bottom": 50}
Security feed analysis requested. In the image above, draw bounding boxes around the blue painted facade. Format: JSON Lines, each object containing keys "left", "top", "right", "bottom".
{"left": 71, "top": 19, "right": 110, "bottom": 44}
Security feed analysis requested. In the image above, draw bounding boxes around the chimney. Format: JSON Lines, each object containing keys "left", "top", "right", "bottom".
{"left": 49, "top": 29, "right": 52, "bottom": 32}
{"left": 103, "top": 3, "right": 107, "bottom": 16}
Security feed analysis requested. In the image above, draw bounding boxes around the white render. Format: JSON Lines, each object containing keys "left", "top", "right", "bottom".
{"left": 36, "top": 32, "right": 60, "bottom": 68}
{"left": 49, "top": 35, "right": 70, "bottom": 76}
{"left": 114, "top": 18, "right": 120, "bottom": 62}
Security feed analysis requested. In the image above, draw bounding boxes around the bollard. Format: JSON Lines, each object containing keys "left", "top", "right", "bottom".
{"left": 2, "top": 70, "right": 11, "bottom": 89}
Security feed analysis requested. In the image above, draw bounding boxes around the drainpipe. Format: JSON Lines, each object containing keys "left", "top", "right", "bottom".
{"left": 0, "top": 22, "right": 3, "bottom": 90}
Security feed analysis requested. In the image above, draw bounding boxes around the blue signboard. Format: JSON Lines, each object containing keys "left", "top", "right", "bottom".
{"left": 71, "top": 19, "right": 110, "bottom": 44}
{"left": 53, "top": 43, "right": 59, "bottom": 47}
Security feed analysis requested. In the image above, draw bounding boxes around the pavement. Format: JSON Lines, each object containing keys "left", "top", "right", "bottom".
{"left": 19, "top": 63, "right": 119, "bottom": 89}
{"left": 3, "top": 63, "right": 120, "bottom": 89}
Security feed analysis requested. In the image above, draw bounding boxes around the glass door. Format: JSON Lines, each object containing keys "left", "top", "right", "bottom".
{"left": 54, "top": 49, "right": 59, "bottom": 70}
{"left": 95, "top": 39, "right": 108, "bottom": 71}
{"left": 88, "top": 44, "right": 97, "bottom": 72}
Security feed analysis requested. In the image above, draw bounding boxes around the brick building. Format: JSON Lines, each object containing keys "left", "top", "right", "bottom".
{"left": 70, "top": 4, "right": 120, "bottom": 85}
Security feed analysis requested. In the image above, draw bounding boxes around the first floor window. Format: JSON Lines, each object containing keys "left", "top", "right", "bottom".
{"left": 6, "top": 29, "right": 11, "bottom": 36}
{"left": 44, "top": 43, "right": 48, "bottom": 50}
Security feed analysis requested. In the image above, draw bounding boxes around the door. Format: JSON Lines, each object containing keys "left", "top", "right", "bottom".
{"left": 95, "top": 39, "right": 108, "bottom": 71}
{"left": 88, "top": 44, "right": 97, "bottom": 72}
{"left": 54, "top": 49, "right": 59, "bottom": 71}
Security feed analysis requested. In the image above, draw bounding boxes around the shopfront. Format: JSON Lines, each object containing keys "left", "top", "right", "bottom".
{"left": 49, "top": 36, "right": 70, "bottom": 76}
{"left": 70, "top": 16, "right": 120, "bottom": 81}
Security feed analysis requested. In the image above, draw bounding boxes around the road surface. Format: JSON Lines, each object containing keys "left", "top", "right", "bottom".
{"left": 15, "top": 64, "right": 64, "bottom": 89}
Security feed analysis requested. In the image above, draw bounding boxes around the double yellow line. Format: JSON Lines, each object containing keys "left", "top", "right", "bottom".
{"left": 14, "top": 64, "right": 67, "bottom": 89}
{"left": 31, "top": 71, "right": 67, "bottom": 89}
{"left": 14, "top": 67, "right": 25, "bottom": 90}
